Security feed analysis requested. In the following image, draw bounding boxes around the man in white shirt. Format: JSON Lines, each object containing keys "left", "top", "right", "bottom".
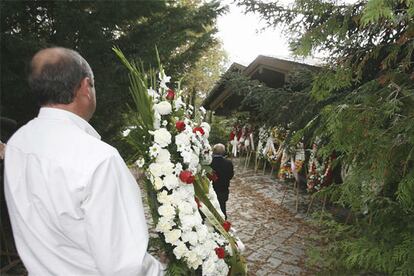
{"left": 4, "top": 47, "right": 164, "bottom": 275}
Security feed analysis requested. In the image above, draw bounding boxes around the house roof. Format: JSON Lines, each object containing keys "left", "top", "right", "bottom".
{"left": 202, "top": 55, "right": 319, "bottom": 115}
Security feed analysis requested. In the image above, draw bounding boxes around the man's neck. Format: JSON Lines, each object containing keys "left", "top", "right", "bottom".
{"left": 43, "top": 104, "right": 89, "bottom": 122}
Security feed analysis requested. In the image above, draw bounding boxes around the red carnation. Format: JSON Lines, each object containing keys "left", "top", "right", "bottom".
{"left": 179, "top": 170, "right": 195, "bottom": 184}
{"left": 166, "top": 89, "right": 175, "bottom": 100}
{"left": 175, "top": 121, "right": 186, "bottom": 132}
{"left": 207, "top": 171, "right": 218, "bottom": 182}
{"left": 215, "top": 247, "right": 225, "bottom": 259}
{"left": 222, "top": 221, "right": 231, "bottom": 232}
{"left": 194, "top": 197, "right": 202, "bottom": 208}
{"left": 193, "top": 127, "right": 205, "bottom": 135}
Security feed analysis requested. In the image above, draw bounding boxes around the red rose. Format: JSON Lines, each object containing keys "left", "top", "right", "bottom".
{"left": 215, "top": 247, "right": 225, "bottom": 259}
{"left": 222, "top": 221, "right": 231, "bottom": 232}
{"left": 166, "top": 89, "right": 175, "bottom": 100}
{"left": 193, "top": 127, "right": 204, "bottom": 135}
{"left": 179, "top": 170, "right": 195, "bottom": 184}
{"left": 207, "top": 171, "right": 218, "bottom": 182}
{"left": 175, "top": 121, "right": 186, "bottom": 132}
{"left": 194, "top": 197, "right": 202, "bottom": 208}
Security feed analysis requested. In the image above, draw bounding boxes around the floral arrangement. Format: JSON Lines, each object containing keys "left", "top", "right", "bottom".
{"left": 306, "top": 142, "right": 334, "bottom": 192}
{"left": 114, "top": 47, "right": 247, "bottom": 276}
{"left": 256, "top": 126, "right": 270, "bottom": 159}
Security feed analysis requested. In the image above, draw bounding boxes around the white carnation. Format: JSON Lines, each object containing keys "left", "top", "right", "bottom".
{"left": 149, "top": 163, "right": 164, "bottom": 178}
{"left": 185, "top": 251, "right": 202, "bottom": 270}
{"left": 174, "top": 163, "right": 183, "bottom": 175}
{"left": 161, "top": 162, "right": 175, "bottom": 176}
{"left": 156, "top": 149, "right": 171, "bottom": 164}
{"left": 175, "top": 133, "right": 191, "bottom": 148}
{"left": 150, "top": 128, "right": 171, "bottom": 148}
{"left": 177, "top": 201, "right": 195, "bottom": 215}
{"left": 181, "top": 230, "right": 198, "bottom": 246}
{"left": 173, "top": 241, "right": 189, "bottom": 260}
{"left": 164, "top": 229, "right": 182, "bottom": 245}
{"left": 202, "top": 257, "right": 216, "bottom": 275}
{"left": 154, "top": 101, "right": 172, "bottom": 115}
{"left": 164, "top": 174, "right": 179, "bottom": 190}
{"left": 152, "top": 176, "right": 164, "bottom": 190}
{"left": 181, "top": 150, "right": 193, "bottom": 164}
{"left": 156, "top": 217, "right": 173, "bottom": 233}
{"left": 158, "top": 204, "right": 176, "bottom": 220}
{"left": 157, "top": 190, "right": 171, "bottom": 205}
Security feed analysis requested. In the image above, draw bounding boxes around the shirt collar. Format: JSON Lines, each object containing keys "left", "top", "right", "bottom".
{"left": 37, "top": 107, "right": 101, "bottom": 140}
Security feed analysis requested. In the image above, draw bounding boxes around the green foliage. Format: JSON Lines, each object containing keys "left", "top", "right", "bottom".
{"left": 238, "top": 0, "right": 414, "bottom": 274}
{"left": 1, "top": 1, "right": 225, "bottom": 159}
{"left": 209, "top": 117, "right": 234, "bottom": 146}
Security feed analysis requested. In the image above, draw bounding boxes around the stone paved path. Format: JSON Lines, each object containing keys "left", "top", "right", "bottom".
{"left": 139, "top": 158, "right": 319, "bottom": 275}
{"left": 227, "top": 160, "right": 318, "bottom": 275}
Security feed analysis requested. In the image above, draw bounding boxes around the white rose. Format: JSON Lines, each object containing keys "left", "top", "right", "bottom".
{"left": 164, "top": 229, "right": 182, "bottom": 245}
{"left": 164, "top": 174, "right": 179, "bottom": 190}
{"left": 173, "top": 241, "right": 189, "bottom": 260}
{"left": 156, "top": 149, "right": 171, "bottom": 164}
{"left": 154, "top": 101, "right": 172, "bottom": 115}
{"left": 150, "top": 128, "right": 171, "bottom": 148}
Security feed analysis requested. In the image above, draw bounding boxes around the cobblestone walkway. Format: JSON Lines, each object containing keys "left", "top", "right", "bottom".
{"left": 227, "top": 160, "right": 318, "bottom": 275}
{"left": 139, "top": 158, "right": 319, "bottom": 276}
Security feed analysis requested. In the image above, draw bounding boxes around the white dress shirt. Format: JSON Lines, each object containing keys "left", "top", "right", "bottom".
{"left": 4, "top": 107, "right": 164, "bottom": 276}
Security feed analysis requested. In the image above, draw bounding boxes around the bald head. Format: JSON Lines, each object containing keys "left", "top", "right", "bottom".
{"left": 29, "top": 47, "right": 93, "bottom": 105}
{"left": 213, "top": 143, "right": 226, "bottom": 155}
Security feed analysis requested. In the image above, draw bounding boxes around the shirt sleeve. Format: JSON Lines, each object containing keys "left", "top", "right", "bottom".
{"left": 82, "top": 152, "right": 164, "bottom": 276}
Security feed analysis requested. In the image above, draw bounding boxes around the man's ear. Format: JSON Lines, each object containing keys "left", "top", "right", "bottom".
{"left": 78, "top": 77, "right": 92, "bottom": 99}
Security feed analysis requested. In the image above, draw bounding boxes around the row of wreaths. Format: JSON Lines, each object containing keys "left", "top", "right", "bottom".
{"left": 228, "top": 125, "right": 342, "bottom": 192}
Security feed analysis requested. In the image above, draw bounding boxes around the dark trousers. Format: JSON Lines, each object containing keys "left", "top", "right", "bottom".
{"left": 217, "top": 194, "right": 228, "bottom": 219}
